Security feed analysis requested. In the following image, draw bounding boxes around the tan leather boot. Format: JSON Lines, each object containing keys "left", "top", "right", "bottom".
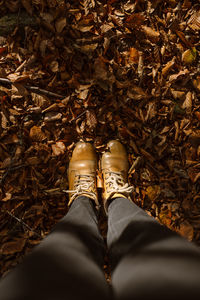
{"left": 66, "top": 142, "right": 99, "bottom": 208}
{"left": 101, "top": 140, "right": 134, "bottom": 212}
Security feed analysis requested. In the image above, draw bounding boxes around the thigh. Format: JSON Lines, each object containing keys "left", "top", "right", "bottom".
{"left": 0, "top": 197, "right": 110, "bottom": 300}
{"left": 108, "top": 198, "right": 200, "bottom": 300}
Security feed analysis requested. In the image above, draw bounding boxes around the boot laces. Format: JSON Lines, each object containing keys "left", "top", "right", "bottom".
{"left": 105, "top": 171, "right": 134, "bottom": 197}
{"left": 64, "top": 174, "right": 97, "bottom": 202}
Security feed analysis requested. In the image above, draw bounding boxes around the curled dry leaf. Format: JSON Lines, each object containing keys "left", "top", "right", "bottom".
{"left": 193, "top": 76, "right": 200, "bottom": 91}
{"left": 141, "top": 25, "right": 160, "bottom": 42}
{"left": 49, "top": 61, "right": 59, "bottom": 73}
{"left": 44, "top": 112, "right": 62, "bottom": 122}
{"left": 169, "top": 69, "right": 189, "bottom": 82}
{"left": 182, "top": 91, "right": 192, "bottom": 113}
{"left": 52, "top": 141, "right": 66, "bottom": 156}
{"left": 127, "top": 85, "right": 148, "bottom": 101}
{"left": 29, "top": 126, "right": 46, "bottom": 142}
{"left": 162, "top": 57, "right": 175, "bottom": 77}
{"left": 7, "top": 73, "right": 29, "bottom": 83}
{"left": 182, "top": 48, "right": 197, "bottom": 64}
{"left": 2, "top": 193, "right": 12, "bottom": 202}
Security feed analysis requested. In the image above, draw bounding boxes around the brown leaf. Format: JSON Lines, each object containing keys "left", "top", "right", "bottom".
{"left": 169, "top": 69, "right": 189, "bottom": 82}
{"left": 29, "top": 126, "right": 46, "bottom": 142}
{"left": 49, "top": 61, "right": 59, "bottom": 73}
{"left": 86, "top": 110, "right": 97, "bottom": 130}
{"left": 5, "top": 0, "right": 20, "bottom": 12}
{"left": 146, "top": 185, "right": 160, "bottom": 201}
{"left": 178, "top": 221, "right": 194, "bottom": 241}
{"left": 51, "top": 142, "right": 66, "bottom": 156}
{"left": 162, "top": 57, "right": 175, "bottom": 77}
{"left": 55, "top": 17, "right": 66, "bottom": 33}
{"left": 2, "top": 193, "right": 12, "bottom": 202}
{"left": 193, "top": 76, "right": 200, "bottom": 91}
{"left": 1, "top": 239, "right": 26, "bottom": 255}
{"left": 182, "top": 91, "right": 192, "bottom": 113}
{"left": 26, "top": 156, "right": 41, "bottom": 165}
{"left": 44, "top": 112, "right": 62, "bottom": 122}
{"left": 125, "top": 13, "right": 145, "bottom": 28}
{"left": 141, "top": 26, "right": 160, "bottom": 42}
{"left": 129, "top": 47, "right": 139, "bottom": 64}
{"left": 21, "top": 0, "right": 33, "bottom": 15}
{"left": 7, "top": 73, "right": 29, "bottom": 83}
{"left": 127, "top": 85, "right": 148, "bottom": 101}
{"left": 188, "top": 11, "right": 200, "bottom": 31}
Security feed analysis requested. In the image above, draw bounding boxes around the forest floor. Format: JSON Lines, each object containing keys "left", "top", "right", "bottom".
{"left": 0, "top": 0, "right": 200, "bottom": 278}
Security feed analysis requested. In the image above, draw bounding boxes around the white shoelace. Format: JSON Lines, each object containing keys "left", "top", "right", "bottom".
{"left": 104, "top": 171, "right": 134, "bottom": 198}
{"left": 63, "top": 174, "right": 97, "bottom": 202}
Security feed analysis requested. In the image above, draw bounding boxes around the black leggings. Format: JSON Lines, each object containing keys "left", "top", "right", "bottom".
{"left": 0, "top": 196, "right": 200, "bottom": 300}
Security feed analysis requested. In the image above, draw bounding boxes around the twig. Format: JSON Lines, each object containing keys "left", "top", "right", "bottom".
{"left": 26, "top": 86, "right": 65, "bottom": 99}
{"left": 6, "top": 210, "right": 41, "bottom": 238}
{"left": 0, "top": 78, "right": 65, "bottom": 99}
{"left": 0, "top": 164, "right": 26, "bottom": 171}
{"left": 69, "top": 110, "right": 87, "bottom": 123}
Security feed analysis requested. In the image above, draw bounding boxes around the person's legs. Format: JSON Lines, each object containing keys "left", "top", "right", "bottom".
{"left": 0, "top": 196, "right": 110, "bottom": 300}
{"left": 108, "top": 197, "right": 200, "bottom": 300}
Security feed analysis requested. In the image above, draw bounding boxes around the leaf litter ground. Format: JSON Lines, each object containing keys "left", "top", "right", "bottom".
{"left": 0, "top": 0, "right": 200, "bottom": 278}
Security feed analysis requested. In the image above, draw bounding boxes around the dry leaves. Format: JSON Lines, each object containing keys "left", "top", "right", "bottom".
{"left": 0, "top": 0, "right": 200, "bottom": 277}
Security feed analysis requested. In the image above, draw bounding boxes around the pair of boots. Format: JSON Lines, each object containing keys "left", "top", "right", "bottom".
{"left": 66, "top": 140, "right": 134, "bottom": 211}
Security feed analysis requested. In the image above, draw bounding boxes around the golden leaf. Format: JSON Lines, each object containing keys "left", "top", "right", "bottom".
{"left": 129, "top": 47, "right": 139, "bottom": 64}
{"left": 182, "top": 48, "right": 197, "bottom": 64}
{"left": 146, "top": 185, "right": 160, "bottom": 201}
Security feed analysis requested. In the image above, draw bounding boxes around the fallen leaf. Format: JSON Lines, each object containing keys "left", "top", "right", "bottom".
{"left": 146, "top": 185, "right": 160, "bottom": 201}
{"left": 21, "top": 0, "right": 33, "bottom": 15}
{"left": 86, "top": 110, "right": 97, "bottom": 130}
{"left": 49, "top": 61, "right": 59, "bottom": 73}
{"left": 129, "top": 47, "right": 139, "bottom": 64}
{"left": 162, "top": 57, "right": 175, "bottom": 77}
{"left": 30, "top": 126, "right": 46, "bottom": 142}
{"left": 55, "top": 17, "right": 67, "bottom": 33}
{"left": 182, "top": 48, "right": 197, "bottom": 64}
{"left": 1, "top": 239, "right": 26, "bottom": 255}
{"left": 188, "top": 11, "right": 200, "bottom": 30}
{"left": 7, "top": 73, "right": 29, "bottom": 83}
{"left": 169, "top": 69, "right": 189, "bottom": 82}
{"left": 182, "top": 91, "right": 192, "bottom": 113}
{"left": 44, "top": 112, "right": 62, "bottom": 122}
{"left": 141, "top": 25, "right": 160, "bottom": 42}
{"left": 52, "top": 142, "right": 66, "bottom": 156}
{"left": 2, "top": 193, "right": 12, "bottom": 202}
{"left": 178, "top": 221, "right": 194, "bottom": 241}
